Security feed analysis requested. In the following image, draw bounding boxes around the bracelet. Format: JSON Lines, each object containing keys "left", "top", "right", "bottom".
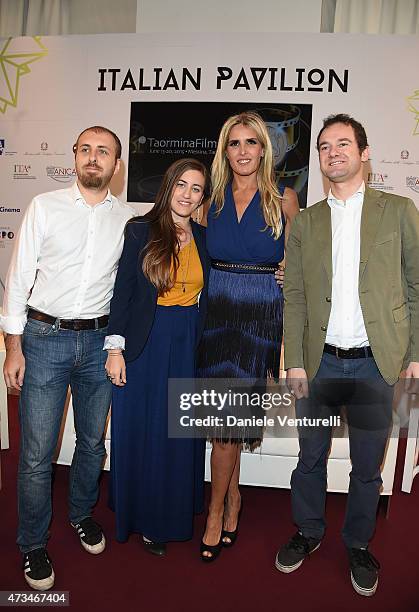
{"left": 107, "top": 350, "right": 123, "bottom": 355}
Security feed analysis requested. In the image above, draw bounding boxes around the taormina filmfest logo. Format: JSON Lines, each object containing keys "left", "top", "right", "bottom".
{"left": 407, "top": 90, "right": 419, "bottom": 136}
{"left": 0, "top": 37, "right": 48, "bottom": 114}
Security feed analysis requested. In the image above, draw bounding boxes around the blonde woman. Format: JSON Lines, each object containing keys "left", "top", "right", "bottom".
{"left": 198, "top": 112, "right": 299, "bottom": 561}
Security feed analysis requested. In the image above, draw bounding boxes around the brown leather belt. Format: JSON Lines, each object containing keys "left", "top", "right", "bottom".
{"left": 27, "top": 308, "right": 109, "bottom": 331}
{"left": 324, "top": 343, "right": 373, "bottom": 359}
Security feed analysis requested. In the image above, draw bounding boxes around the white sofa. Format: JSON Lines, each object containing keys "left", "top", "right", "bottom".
{"left": 204, "top": 402, "right": 400, "bottom": 495}
{"left": 55, "top": 393, "right": 400, "bottom": 498}
{"left": 54, "top": 392, "right": 111, "bottom": 469}
{"left": 402, "top": 401, "right": 419, "bottom": 493}
{"left": 0, "top": 334, "right": 9, "bottom": 451}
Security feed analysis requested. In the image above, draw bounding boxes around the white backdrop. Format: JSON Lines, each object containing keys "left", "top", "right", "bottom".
{"left": 0, "top": 32, "right": 418, "bottom": 299}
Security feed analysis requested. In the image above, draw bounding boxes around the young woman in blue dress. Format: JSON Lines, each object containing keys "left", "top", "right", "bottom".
{"left": 104, "top": 158, "right": 210, "bottom": 556}
{"left": 198, "top": 112, "right": 299, "bottom": 561}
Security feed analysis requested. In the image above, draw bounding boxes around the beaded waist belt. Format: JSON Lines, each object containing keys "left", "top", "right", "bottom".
{"left": 211, "top": 260, "right": 280, "bottom": 274}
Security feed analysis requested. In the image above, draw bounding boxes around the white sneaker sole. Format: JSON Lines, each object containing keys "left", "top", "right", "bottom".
{"left": 350, "top": 572, "right": 378, "bottom": 597}
{"left": 24, "top": 569, "right": 55, "bottom": 591}
{"left": 81, "top": 534, "right": 106, "bottom": 555}
{"left": 275, "top": 542, "right": 321, "bottom": 573}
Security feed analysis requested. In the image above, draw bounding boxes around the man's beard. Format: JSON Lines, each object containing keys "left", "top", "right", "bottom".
{"left": 78, "top": 165, "right": 114, "bottom": 190}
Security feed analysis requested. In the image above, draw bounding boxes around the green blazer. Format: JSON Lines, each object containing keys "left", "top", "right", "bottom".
{"left": 283, "top": 187, "right": 419, "bottom": 384}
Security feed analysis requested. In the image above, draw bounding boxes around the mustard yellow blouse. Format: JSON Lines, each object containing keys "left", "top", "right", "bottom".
{"left": 157, "top": 238, "right": 203, "bottom": 306}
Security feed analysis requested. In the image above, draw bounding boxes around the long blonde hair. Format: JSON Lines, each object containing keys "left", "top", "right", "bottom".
{"left": 211, "top": 111, "right": 283, "bottom": 239}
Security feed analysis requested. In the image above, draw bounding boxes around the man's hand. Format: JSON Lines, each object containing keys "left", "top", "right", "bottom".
{"left": 3, "top": 334, "right": 25, "bottom": 390}
{"left": 286, "top": 367, "right": 309, "bottom": 399}
{"left": 405, "top": 361, "right": 419, "bottom": 394}
{"left": 274, "top": 263, "right": 285, "bottom": 287}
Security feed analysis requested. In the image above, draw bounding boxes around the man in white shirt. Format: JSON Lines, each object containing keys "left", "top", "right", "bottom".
{"left": 1, "top": 126, "right": 133, "bottom": 591}
{"left": 275, "top": 115, "right": 419, "bottom": 596}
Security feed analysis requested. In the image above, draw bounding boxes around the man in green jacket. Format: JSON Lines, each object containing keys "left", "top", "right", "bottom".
{"left": 275, "top": 114, "right": 419, "bottom": 597}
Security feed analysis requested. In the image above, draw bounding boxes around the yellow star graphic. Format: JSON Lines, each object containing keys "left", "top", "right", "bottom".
{"left": 407, "top": 90, "right": 419, "bottom": 136}
{"left": 0, "top": 36, "right": 48, "bottom": 114}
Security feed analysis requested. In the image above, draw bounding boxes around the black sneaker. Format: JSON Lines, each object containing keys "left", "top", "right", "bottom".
{"left": 348, "top": 548, "right": 380, "bottom": 597}
{"left": 71, "top": 517, "right": 106, "bottom": 554}
{"left": 275, "top": 531, "right": 321, "bottom": 573}
{"left": 23, "top": 548, "right": 55, "bottom": 591}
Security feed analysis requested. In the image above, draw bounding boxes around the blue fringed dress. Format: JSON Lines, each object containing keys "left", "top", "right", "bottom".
{"left": 197, "top": 184, "right": 285, "bottom": 446}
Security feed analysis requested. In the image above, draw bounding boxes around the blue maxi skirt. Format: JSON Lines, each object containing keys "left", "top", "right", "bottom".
{"left": 109, "top": 305, "right": 205, "bottom": 543}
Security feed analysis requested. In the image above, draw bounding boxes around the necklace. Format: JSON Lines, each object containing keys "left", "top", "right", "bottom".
{"left": 179, "top": 240, "right": 192, "bottom": 293}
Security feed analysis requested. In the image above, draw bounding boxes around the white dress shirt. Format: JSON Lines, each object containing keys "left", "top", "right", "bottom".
{"left": 326, "top": 182, "right": 369, "bottom": 349}
{"left": 0, "top": 182, "right": 134, "bottom": 334}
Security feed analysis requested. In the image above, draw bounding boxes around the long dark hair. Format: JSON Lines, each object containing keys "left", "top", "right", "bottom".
{"left": 142, "top": 158, "right": 208, "bottom": 295}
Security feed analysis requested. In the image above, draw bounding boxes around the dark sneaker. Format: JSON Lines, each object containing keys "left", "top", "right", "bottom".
{"left": 71, "top": 517, "right": 106, "bottom": 554}
{"left": 275, "top": 531, "right": 321, "bottom": 573}
{"left": 23, "top": 548, "right": 55, "bottom": 591}
{"left": 348, "top": 548, "right": 380, "bottom": 597}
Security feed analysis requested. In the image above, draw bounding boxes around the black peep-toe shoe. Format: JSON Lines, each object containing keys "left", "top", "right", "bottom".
{"left": 200, "top": 538, "right": 222, "bottom": 563}
{"left": 221, "top": 502, "right": 243, "bottom": 548}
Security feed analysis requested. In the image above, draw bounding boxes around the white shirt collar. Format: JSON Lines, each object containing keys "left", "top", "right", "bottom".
{"left": 71, "top": 181, "right": 113, "bottom": 209}
{"left": 327, "top": 181, "right": 365, "bottom": 209}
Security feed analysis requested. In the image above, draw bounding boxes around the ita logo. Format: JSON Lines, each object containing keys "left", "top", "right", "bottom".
{"left": 13, "top": 164, "right": 36, "bottom": 180}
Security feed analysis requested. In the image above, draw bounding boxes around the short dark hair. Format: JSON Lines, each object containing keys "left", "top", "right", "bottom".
{"left": 316, "top": 114, "right": 368, "bottom": 153}
{"left": 73, "top": 126, "right": 122, "bottom": 160}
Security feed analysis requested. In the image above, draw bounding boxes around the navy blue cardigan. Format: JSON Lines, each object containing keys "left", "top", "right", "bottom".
{"left": 107, "top": 218, "right": 210, "bottom": 363}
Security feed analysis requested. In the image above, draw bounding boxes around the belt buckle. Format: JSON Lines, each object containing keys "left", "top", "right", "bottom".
{"left": 335, "top": 346, "right": 341, "bottom": 359}
{"left": 57, "top": 318, "right": 70, "bottom": 330}
{"left": 73, "top": 320, "right": 88, "bottom": 331}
